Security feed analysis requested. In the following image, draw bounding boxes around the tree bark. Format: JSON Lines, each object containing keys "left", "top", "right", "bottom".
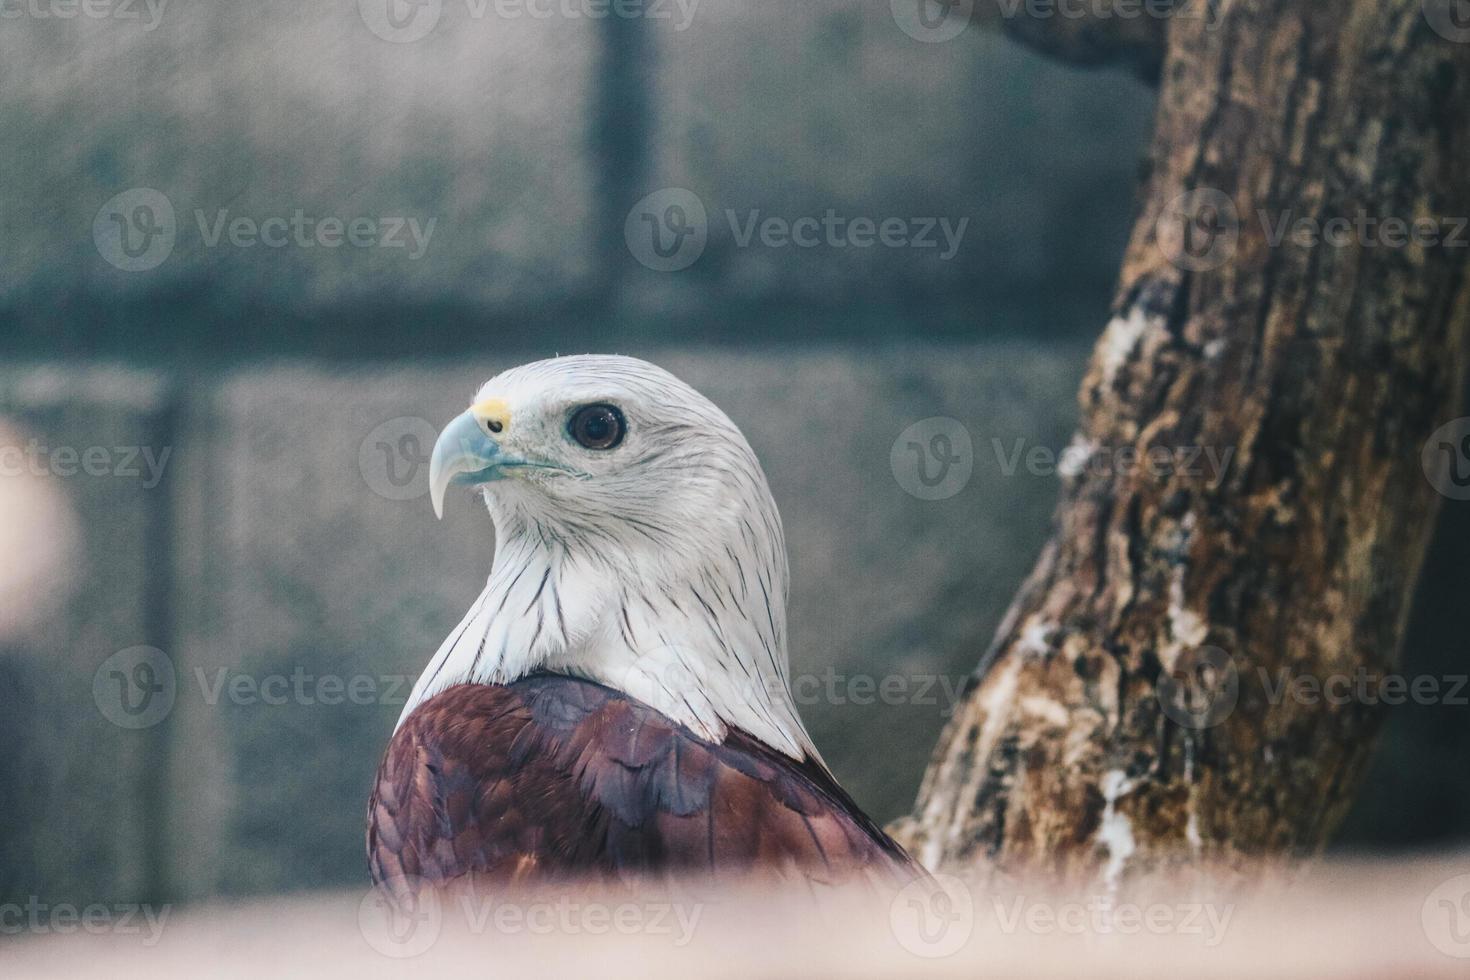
{"left": 892, "top": 0, "right": 1470, "bottom": 884}
{"left": 973, "top": 0, "right": 1169, "bottom": 82}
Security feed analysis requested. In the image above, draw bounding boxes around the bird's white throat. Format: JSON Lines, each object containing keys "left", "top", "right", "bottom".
{"left": 397, "top": 496, "right": 817, "bottom": 761}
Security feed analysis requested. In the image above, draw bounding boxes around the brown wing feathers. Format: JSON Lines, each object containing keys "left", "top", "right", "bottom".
{"left": 367, "top": 675, "right": 917, "bottom": 892}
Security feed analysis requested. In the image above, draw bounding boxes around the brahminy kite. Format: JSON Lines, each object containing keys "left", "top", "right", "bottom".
{"left": 367, "top": 356, "right": 918, "bottom": 892}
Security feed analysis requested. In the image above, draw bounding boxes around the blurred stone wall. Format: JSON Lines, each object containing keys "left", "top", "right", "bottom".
{"left": 0, "top": 0, "right": 1157, "bottom": 356}
{"left": 0, "top": 369, "right": 175, "bottom": 908}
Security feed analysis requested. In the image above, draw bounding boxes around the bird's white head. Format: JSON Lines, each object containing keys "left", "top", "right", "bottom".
{"left": 400, "top": 355, "right": 816, "bottom": 760}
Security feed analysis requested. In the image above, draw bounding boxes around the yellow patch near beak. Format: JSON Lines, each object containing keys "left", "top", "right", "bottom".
{"left": 470, "top": 398, "right": 511, "bottom": 434}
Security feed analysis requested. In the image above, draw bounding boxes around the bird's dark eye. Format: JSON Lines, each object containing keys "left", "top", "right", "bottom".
{"left": 568, "top": 404, "right": 625, "bottom": 450}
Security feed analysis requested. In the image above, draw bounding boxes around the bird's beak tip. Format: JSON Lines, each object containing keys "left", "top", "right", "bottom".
{"left": 428, "top": 409, "right": 499, "bottom": 521}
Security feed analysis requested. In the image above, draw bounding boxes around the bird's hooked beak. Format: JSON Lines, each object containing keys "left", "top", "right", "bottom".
{"left": 429, "top": 400, "right": 511, "bottom": 519}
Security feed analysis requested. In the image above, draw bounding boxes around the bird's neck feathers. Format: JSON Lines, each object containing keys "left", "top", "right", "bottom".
{"left": 397, "top": 486, "right": 818, "bottom": 762}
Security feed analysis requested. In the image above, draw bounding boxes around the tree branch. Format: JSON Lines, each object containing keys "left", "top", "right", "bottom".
{"left": 972, "top": 0, "right": 1172, "bottom": 83}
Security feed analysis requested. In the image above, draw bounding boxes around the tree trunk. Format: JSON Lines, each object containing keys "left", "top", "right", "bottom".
{"left": 891, "top": 0, "right": 1470, "bottom": 884}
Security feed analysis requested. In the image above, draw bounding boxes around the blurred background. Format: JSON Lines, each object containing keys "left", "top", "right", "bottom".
{"left": 0, "top": 0, "right": 1466, "bottom": 916}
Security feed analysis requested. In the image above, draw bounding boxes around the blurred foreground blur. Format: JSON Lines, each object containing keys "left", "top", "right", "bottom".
{"left": 4, "top": 859, "right": 1470, "bottom": 977}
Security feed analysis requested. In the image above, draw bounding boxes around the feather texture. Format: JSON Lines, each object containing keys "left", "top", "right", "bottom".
{"left": 367, "top": 675, "right": 918, "bottom": 892}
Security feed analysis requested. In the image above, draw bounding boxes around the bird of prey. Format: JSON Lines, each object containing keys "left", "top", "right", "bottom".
{"left": 367, "top": 355, "right": 918, "bottom": 894}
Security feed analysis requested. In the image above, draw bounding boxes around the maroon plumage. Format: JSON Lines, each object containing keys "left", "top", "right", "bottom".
{"left": 366, "top": 674, "right": 918, "bottom": 892}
